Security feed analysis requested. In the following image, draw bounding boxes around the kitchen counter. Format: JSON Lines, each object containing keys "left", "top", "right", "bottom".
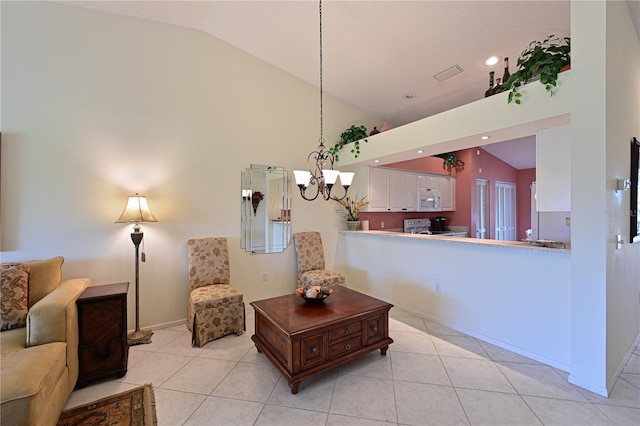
{"left": 342, "top": 230, "right": 570, "bottom": 253}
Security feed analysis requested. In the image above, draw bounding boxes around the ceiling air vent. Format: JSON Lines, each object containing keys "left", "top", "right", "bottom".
{"left": 433, "top": 65, "right": 464, "bottom": 82}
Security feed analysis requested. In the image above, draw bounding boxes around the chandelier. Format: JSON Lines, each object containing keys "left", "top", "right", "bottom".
{"left": 293, "top": 0, "right": 354, "bottom": 201}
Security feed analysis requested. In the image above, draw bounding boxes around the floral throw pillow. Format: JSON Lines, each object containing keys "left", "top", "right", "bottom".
{"left": 1, "top": 264, "right": 30, "bottom": 331}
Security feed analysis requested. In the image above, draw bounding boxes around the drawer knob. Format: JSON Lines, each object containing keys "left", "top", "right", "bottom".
{"left": 310, "top": 345, "right": 318, "bottom": 353}
{"left": 345, "top": 343, "right": 351, "bottom": 350}
{"left": 370, "top": 324, "right": 378, "bottom": 332}
{"left": 344, "top": 327, "right": 350, "bottom": 334}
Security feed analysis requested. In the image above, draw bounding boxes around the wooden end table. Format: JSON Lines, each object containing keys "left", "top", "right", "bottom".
{"left": 251, "top": 286, "right": 393, "bottom": 394}
{"left": 76, "top": 282, "right": 129, "bottom": 388}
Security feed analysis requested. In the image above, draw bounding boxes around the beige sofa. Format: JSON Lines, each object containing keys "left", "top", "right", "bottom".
{"left": 1, "top": 257, "right": 90, "bottom": 426}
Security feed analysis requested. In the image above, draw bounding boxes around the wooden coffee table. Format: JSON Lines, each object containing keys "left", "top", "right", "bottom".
{"left": 250, "top": 286, "right": 393, "bottom": 394}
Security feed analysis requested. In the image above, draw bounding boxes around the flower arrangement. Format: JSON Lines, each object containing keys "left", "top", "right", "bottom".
{"left": 332, "top": 195, "right": 370, "bottom": 221}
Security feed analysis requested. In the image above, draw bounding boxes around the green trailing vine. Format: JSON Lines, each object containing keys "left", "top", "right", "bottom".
{"left": 329, "top": 125, "right": 368, "bottom": 161}
{"left": 504, "top": 35, "right": 571, "bottom": 105}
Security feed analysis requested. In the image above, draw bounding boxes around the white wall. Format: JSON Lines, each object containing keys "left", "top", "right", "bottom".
{"left": 0, "top": 1, "right": 380, "bottom": 329}
{"left": 335, "top": 233, "right": 572, "bottom": 369}
{"left": 604, "top": 0, "right": 640, "bottom": 390}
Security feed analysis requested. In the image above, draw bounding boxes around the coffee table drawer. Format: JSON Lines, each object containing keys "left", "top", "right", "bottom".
{"left": 366, "top": 315, "right": 385, "bottom": 344}
{"left": 329, "top": 321, "right": 362, "bottom": 343}
{"left": 329, "top": 335, "right": 363, "bottom": 359}
{"left": 301, "top": 333, "right": 326, "bottom": 369}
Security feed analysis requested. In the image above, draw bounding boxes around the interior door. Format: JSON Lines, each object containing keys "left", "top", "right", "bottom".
{"left": 495, "top": 181, "right": 516, "bottom": 240}
{"left": 475, "top": 179, "right": 488, "bottom": 239}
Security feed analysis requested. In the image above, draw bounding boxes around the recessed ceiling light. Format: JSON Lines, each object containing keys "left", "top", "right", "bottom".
{"left": 484, "top": 56, "right": 501, "bottom": 67}
{"left": 417, "top": 150, "right": 423, "bottom": 154}
{"left": 374, "top": 159, "right": 380, "bottom": 163}
{"left": 404, "top": 93, "right": 416, "bottom": 100}
{"left": 481, "top": 135, "right": 490, "bottom": 140}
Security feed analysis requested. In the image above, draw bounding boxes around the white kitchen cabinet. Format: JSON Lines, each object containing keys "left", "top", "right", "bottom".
{"left": 368, "top": 167, "right": 390, "bottom": 211}
{"left": 417, "top": 173, "right": 456, "bottom": 211}
{"left": 389, "top": 170, "right": 417, "bottom": 211}
{"left": 438, "top": 175, "right": 456, "bottom": 211}
{"left": 350, "top": 167, "right": 450, "bottom": 212}
{"left": 536, "top": 125, "right": 571, "bottom": 212}
{"left": 417, "top": 173, "right": 440, "bottom": 190}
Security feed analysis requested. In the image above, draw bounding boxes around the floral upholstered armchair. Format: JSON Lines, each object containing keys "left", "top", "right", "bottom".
{"left": 187, "top": 237, "right": 245, "bottom": 347}
{"left": 293, "top": 232, "right": 346, "bottom": 289}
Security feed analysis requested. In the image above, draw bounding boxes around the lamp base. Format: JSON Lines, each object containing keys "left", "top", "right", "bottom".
{"left": 128, "top": 329, "right": 153, "bottom": 346}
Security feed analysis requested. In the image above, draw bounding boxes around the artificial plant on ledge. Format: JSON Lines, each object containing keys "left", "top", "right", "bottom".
{"left": 504, "top": 35, "right": 571, "bottom": 105}
{"left": 329, "top": 125, "right": 368, "bottom": 161}
{"left": 435, "top": 152, "right": 465, "bottom": 174}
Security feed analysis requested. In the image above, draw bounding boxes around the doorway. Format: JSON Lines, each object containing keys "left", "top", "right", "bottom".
{"left": 495, "top": 181, "right": 516, "bottom": 240}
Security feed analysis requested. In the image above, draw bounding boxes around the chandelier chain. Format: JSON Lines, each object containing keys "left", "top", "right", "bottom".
{"left": 319, "top": 0, "right": 324, "bottom": 147}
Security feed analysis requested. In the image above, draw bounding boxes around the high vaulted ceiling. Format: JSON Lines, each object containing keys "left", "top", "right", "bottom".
{"left": 53, "top": 1, "right": 639, "bottom": 169}
{"left": 58, "top": 0, "right": 573, "bottom": 127}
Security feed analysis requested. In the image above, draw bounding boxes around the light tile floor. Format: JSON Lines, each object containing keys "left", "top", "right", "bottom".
{"left": 66, "top": 307, "right": 640, "bottom": 425}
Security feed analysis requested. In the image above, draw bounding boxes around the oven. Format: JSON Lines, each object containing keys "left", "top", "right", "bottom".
{"left": 404, "top": 218, "right": 432, "bottom": 234}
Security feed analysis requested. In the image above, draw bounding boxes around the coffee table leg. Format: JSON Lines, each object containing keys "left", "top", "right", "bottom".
{"left": 380, "top": 345, "right": 389, "bottom": 356}
{"left": 255, "top": 345, "right": 262, "bottom": 353}
{"left": 289, "top": 381, "right": 300, "bottom": 394}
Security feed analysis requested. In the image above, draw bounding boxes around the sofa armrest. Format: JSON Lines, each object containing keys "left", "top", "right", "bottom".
{"left": 26, "top": 278, "right": 90, "bottom": 347}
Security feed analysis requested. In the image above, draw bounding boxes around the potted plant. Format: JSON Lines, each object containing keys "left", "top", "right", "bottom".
{"left": 504, "top": 35, "right": 571, "bottom": 105}
{"left": 435, "top": 152, "right": 465, "bottom": 174}
{"left": 332, "top": 195, "right": 370, "bottom": 230}
{"left": 329, "top": 125, "right": 368, "bottom": 161}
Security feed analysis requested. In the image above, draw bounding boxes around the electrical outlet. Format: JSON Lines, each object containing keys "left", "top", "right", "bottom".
{"left": 565, "top": 217, "right": 571, "bottom": 226}
{"left": 262, "top": 273, "right": 268, "bottom": 282}
{"left": 381, "top": 222, "right": 385, "bottom": 229}
{"left": 436, "top": 283, "right": 442, "bottom": 293}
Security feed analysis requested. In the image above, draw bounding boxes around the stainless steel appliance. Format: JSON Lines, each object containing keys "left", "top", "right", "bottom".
{"left": 403, "top": 218, "right": 431, "bottom": 234}
{"left": 416, "top": 189, "right": 442, "bottom": 212}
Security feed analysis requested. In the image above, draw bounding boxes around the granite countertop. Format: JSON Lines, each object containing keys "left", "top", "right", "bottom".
{"left": 340, "top": 230, "right": 570, "bottom": 254}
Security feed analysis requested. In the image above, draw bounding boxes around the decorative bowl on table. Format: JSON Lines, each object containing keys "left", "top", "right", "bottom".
{"left": 295, "top": 286, "right": 334, "bottom": 303}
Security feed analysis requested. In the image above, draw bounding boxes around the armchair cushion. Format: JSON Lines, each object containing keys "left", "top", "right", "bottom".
{"left": 299, "top": 269, "right": 346, "bottom": 288}
{"left": 1, "top": 264, "right": 30, "bottom": 331}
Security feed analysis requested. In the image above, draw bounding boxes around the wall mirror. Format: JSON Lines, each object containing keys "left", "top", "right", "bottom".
{"left": 241, "top": 164, "right": 291, "bottom": 254}
{"left": 630, "top": 137, "right": 639, "bottom": 243}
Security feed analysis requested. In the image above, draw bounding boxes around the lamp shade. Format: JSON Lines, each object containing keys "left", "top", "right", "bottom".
{"left": 115, "top": 193, "right": 158, "bottom": 224}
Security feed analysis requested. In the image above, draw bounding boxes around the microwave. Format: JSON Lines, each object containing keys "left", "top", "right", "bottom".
{"left": 417, "top": 189, "right": 442, "bottom": 212}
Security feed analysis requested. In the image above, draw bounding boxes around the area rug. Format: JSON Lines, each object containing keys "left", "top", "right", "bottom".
{"left": 57, "top": 384, "right": 157, "bottom": 426}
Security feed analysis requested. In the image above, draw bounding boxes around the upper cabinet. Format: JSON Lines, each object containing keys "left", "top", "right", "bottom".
{"left": 536, "top": 125, "right": 571, "bottom": 212}
{"left": 352, "top": 167, "right": 454, "bottom": 212}
{"left": 417, "top": 173, "right": 456, "bottom": 211}
{"left": 438, "top": 176, "right": 456, "bottom": 211}
{"left": 389, "top": 170, "right": 417, "bottom": 211}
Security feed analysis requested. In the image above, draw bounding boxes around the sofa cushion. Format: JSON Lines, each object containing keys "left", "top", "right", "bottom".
{"left": 24, "top": 256, "right": 64, "bottom": 307}
{"left": 1, "top": 264, "right": 30, "bottom": 331}
{"left": 0, "top": 326, "right": 68, "bottom": 425}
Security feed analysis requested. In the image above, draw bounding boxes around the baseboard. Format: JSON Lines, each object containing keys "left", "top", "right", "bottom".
{"left": 393, "top": 302, "right": 571, "bottom": 372}
{"left": 568, "top": 374, "right": 608, "bottom": 397}
{"left": 128, "top": 318, "right": 187, "bottom": 334}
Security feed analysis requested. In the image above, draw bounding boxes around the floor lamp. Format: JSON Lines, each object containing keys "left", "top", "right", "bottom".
{"left": 116, "top": 193, "right": 158, "bottom": 345}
